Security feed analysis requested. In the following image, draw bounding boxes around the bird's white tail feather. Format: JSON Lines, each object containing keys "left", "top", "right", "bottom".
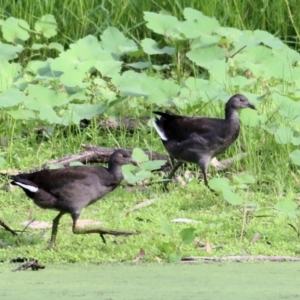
{"left": 14, "top": 182, "right": 38, "bottom": 193}
{"left": 153, "top": 120, "right": 168, "bottom": 141}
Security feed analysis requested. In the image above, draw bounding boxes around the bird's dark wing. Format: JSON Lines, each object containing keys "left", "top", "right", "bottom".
{"left": 11, "top": 166, "right": 117, "bottom": 192}
{"left": 154, "top": 112, "right": 226, "bottom": 142}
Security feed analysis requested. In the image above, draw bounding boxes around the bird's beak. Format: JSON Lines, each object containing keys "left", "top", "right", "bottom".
{"left": 248, "top": 102, "right": 256, "bottom": 110}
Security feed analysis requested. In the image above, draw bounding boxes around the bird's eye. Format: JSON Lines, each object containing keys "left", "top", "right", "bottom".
{"left": 122, "top": 154, "right": 127, "bottom": 158}
{"left": 239, "top": 98, "right": 245, "bottom": 102}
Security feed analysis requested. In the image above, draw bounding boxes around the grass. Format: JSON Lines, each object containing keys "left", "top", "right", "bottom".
{"left": 0, "top": 110, "right": 300, "bottom": 263}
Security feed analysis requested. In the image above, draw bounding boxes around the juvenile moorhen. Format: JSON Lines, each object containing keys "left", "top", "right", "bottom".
{"left": 153, "top": 94, "right": 256, "bottom": 187}
{"left": 11, "top": 149, "right": 137, "bottom": 248}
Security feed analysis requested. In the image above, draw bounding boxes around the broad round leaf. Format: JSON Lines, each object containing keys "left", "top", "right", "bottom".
{"left": 275, "top": 199, "right": 298, "bottom": 218}
{"left": 289, "top": 150, "right": 300, "bottom": 166}
{"left": 144, "top": 12, "right": 181, "bottom": 39}
{"left": 178, "top": 8, "right": 220, "bottom": 38}
{"left": 0, "top": 88, "right": 25, "bottom": 107}
{"left": 274, "top": 127, "right": 293, "bottom": 144}
{"left": 208, "top": 177, "right": 231, "bottom": 191}
{"left": 0, "top": 42, "right": 23, "bottom": 60}
{"left": 233, "top": 172, "right": 255, "bottom": 184}
{"left": 222, "top": 189, "right": 243, "bottom": 205}
{"left": 187, "top": 45, "right": 226, "bottom": 69}
{"left": 179, "top": 227, "right": 196, "bottom": 245}
{"left": 100, "top": 27, "right": 138, "bottom": 57}
{"left": 141, "top": 38, "right": 175, "bottom": 55}
{"left": 34, "top": 15, "right": 57, "bottom": 38}
{"left": 2, "top": 17, "right": 30, "bottom": 44}
{"left": 160, "top": 221, "right": 173, "bottom": 237}
{"left": 132, "top": 148, "right": 149, "bottom": 163}
{"left": 140, "top": 160, "right": 166, "bottom": 171}
{"left": 0, "top": 157, "right": 5, "bottom": 168}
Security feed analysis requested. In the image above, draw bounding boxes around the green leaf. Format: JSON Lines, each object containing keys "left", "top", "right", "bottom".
{"left": 126, "top": 61, "right": 152, "bottom": 69}
{"left": 2, "top": 17, "right": 30, "bottom": 44}
{"left": 222, "top": 189, "right": 243, "bottom": 205}
{"left": 178, "top": 8, "right": 220, "bottom": 38}
{"left": 7, "top": 109, "right": 36, "bottom": 120}
{"left": 60, "top": 69, "right": 89, "bottom": 88}
{"left": 25, "top": 85, "right": 70, "bottom": 108}
{"left": 144, "top": 12, "right": 181, "bottom": 39}
{"left": 0, "top": 42, "right": 23, "bottom": 60}
{"left": 0, "top": 61, "right": 22, "bottom": 92}
{"left": 27, "top": 59, "right": 62, "bottom": 80}
{"left": 233, "top": 172, "right": 255, "bottom": 184}
{"left": 275, "top": 199, "right": 298, "bottom": 218}
{"left": 48, "top": 42, "right": 64, "bottom": 52}
{"left": 160, "top": 221, "right": 173, "bottom": 237}
{"left": 168, "top": 252, "right": 182, "bottom": 263}
{"left": 292, "top": 137, "right": 300, "bottom": 146}
{"left": 34, "top": 15, "right": 57, "bottom": 38}
{"left": 122, "top": 164, "right": 151, "bottom": 184}
{"left": 289, "top": 150, "right": 300, "bottom": 166}
{"left": 68, "top": 102, "right": 107, "bottom": 120}
{"left": 69, "top": 161, "right": 84, "bottom": 166}
{"left": 141, "top": 38, "right": 175, "bottom": 55}
{"left": 208, "top": 60, "right": 229, "bottom": 83}
{"left": 187, "top": 45, "right": 226, "bottom": 69}
{"left": 179, "top": 227, "right": 196, "bottom": 245}
{"left": 140, "top": 160, "right": 166, "bottom": 171}
{"left": 51, "top": 35, "right": 103, "bottom": 72}
{"left": 132, "top": 148, "right": 149, "bottom": 163}
{"left": 95, "top": 60, "right": 122, "bottom": 78}
{"left": 208, "top": 177, "right": 231, "bottom": 192}
{"left": 0, "top": 88, "right": 25, "bottom": 107}
{"left": 158, "top": 241, "right": 176, "bottom": 255}
{"left": 145, "top": 78, "right": 180, "bottom": 105}
{"left": 100, "top": 27, "right": 138, "bottom": 57}
{"left": 273, "top": 93, "right": 300, "bottom": 119}
{"left": 0, "top": 157, "right": 5, "bottom": 168}
{"left": 233, "top": 46, "right": 292, "bottom": 80}
{"left": 111, "top": 70, "right": 148, "bottom": 97}
{"left": 240, "top": 109, "right": 260, "bottom": 127}
{"left": 49, "top": 164, "right": 64, "bottom": 170}
{"left": 274, "top": 127, "right": 293, "bottom": 144}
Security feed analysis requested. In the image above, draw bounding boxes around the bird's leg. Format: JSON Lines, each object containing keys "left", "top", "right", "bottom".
{"left": 47, "top": 212, "right": 65, "bottom": 249}
{"left": 0, "top": 219, "right": 17, "bottom": 235}
{"left": 202, "top": 170, "right": 209, "bottom": 187}
{"left": 199, "top": 159, "right": 214, "bottom": 191}
{"left": 72, "top": 216, "right": 139, "bottom": 244}
{"left": 163, "top": 160, "right": 183, "bottom": 189}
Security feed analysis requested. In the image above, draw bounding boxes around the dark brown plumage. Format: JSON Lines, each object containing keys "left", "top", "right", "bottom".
{"left": 11, "top": 149, "right": 136, "bottom": 248}
{"left": 153, "top": 94, "right": 256, "bottom": 187}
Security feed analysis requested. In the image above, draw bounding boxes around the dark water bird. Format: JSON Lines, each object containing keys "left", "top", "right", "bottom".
{"left": 153, "top": 94, "right": 256, "bottom": 187}
{"left": 11, "top": 149, "right": 137, "bottom": 248}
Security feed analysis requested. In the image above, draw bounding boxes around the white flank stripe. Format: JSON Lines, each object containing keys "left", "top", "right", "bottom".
{"left": 153, "top": 120, "right": 168, "bottom": 141}
{"left": 15, "top": 182, "right": 38, "bottom": 193}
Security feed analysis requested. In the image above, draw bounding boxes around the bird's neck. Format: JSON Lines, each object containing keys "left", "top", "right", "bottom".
{"left": 108, "top": 164, "right": 123, "bottom": 182}
{"left": 225, "top": 106, "right": 239, "bottom": 123}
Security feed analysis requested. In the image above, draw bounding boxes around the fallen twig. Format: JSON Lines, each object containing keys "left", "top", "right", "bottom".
{"left": 75, "top": 227, "right": 140, "bottom": 244}
{"left": 125, "top": 199, "right": 157, "bottom": 216}
{"left": 12, "top": 258, "right": 45, "bottom": 272}
{"left": 181, "top": 255, "right": 300, "bottom": 263}
{"left": 0, "top": 219, "right": 17, "bottom": 235}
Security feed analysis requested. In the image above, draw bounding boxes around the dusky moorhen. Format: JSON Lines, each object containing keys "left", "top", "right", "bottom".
{"left": 11, "top": 149, "right": 137, "bottom": 248}
{"left": 153, "top": 94, "right": 256, "bottom": 187}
